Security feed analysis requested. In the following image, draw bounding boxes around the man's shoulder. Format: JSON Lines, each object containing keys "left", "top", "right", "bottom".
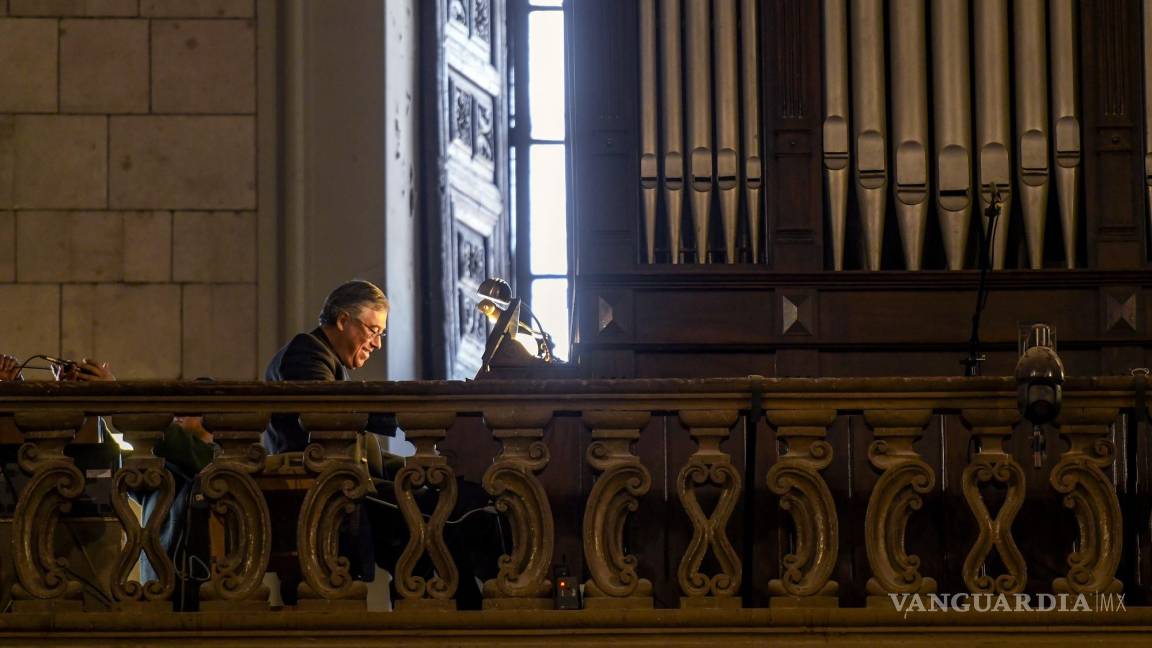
{"left": 266, "top": 328, "right": 340, "bottom": 381}
{"left": 285, "top": 330, "right": 331, "bottom": 354}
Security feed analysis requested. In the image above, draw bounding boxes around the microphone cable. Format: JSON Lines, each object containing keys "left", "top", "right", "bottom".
{"left": 363, "top": 493, "right": 498, "bottom": 525}
{"left": 15, "top": 354, "right": 77, "bottom": 380}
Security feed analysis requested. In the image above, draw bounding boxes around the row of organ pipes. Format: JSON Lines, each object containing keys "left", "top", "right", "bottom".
{"left": 638, "top": 0, "right": 1096, "bottom": 270}
{"left": 828, "top": 0, "right": 1079, "bottom": 270}
{"left": 640, "top": 0, "right": 762, "bottom": 265}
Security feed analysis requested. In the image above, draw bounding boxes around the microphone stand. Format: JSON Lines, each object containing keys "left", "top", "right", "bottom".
{"left": 962, "top": 184, "right": 1002, "bottom": 377}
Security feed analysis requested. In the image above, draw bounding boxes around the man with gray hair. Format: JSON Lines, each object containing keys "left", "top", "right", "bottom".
{"left": 263, "top": 279, "right": 505, "bottom": 609}
{"left": 264, "top": 279, "right": 391, "bottom": 453}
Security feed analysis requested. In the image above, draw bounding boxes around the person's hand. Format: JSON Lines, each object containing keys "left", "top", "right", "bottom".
{"left": 0, "top": 354, "right": 20, "bottom": 381}
{"left": 69, "top": 358, "right": 116, "bottom": 382}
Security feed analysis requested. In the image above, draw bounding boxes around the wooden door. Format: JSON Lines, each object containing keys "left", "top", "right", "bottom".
{"left": 423, "top": 0, "right": 511, "bottom": 379}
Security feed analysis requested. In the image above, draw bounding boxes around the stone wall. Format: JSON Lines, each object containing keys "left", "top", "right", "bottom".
{"left": 0, "top": 0, "right": 261, "bottom": 379}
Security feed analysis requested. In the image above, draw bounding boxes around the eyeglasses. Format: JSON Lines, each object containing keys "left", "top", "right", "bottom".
{"left": 348, "top": 314, "right": 387, "bottom": 340}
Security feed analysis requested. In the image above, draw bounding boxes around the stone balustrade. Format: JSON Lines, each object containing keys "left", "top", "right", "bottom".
{"left": 0, "top": 376, "right": 1148, "bottom": 617}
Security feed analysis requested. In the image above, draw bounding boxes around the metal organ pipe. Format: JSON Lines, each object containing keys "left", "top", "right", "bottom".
{"left": 1014, "top": 0, "right": 1051, "bottom": 269}
{"left": 931, "top": 0, "right": 974, "bottom": 271}
{"left": 685, "top": 0, "right": 714, "bottom": 263}
{"left": 974, "top": 0, "right": 1013, "bottom": 270}
{"left": 1049, "top": 0, "right": 1080, "bottom": 269}
{"left": 850, "top": 0, "right": 888, "bottom": 271}
{"left": 639, "top": 0, "right": 659, "bottom": 264}
{"left": 660, "top": 0, "right": 685, "bottom": 264}
{"left": 823, "top": 0, "right": 850, "bottom": 271}
{"left": 742, "top": 0, "right": 764, "bottom": 264}
{"left": 714, "top": 0, "right": 741, "bottom": 263}
{"left": 889, "top": 0, "right": 930, "bottom": 271}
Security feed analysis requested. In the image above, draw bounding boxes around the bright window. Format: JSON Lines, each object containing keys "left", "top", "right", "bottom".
{"left": 511, "top": 0, "right": 569, "bottom": 360}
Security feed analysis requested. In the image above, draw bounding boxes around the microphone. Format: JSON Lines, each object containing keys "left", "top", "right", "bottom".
{"left": 41, "top": 355, "right": 78, "bottom": 368}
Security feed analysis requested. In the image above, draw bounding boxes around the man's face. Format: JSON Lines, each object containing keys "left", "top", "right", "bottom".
{"left": 332, "top": 306, "right": 389, "bottom": 369}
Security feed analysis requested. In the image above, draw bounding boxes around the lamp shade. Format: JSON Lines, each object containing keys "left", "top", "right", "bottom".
{"left": 477, "top": 277, "right": 512, "bottom": 310}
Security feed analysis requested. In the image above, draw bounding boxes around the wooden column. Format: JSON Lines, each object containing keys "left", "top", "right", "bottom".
{"left": 764, "top": 0, "right": 824, "bottom": 270}
{"left": 109, "top": 413, "right": 177, "bottom": 610}
{"left": 295, "top": 413, "right": 374, "bottom": 610}
{"left": 482, "top": 406, "right": 555, "bottom": 609}
{"left": 960, "top": 409, "right": 1027, "bottom": 594}
{"left": 676, "top": 410, "right": 742, "bottom": 608}
{"left": 1051, "top": 407, "right": 1124, "bottom": 594}
{"left": 862, "top": 409, "right": 936, "bottom": 606}
{"left": 198, "top": 413, "right": 272, "bottom": 611}
{"left": 10, "top": 411, "right": 87, "bottom": 612}
{"left": 1081, "top": 0, "right": 1145, "bottom": 268}
{"left": 764, "top": 409, "right": 838, "bottom": 607}
{"left": 393, "top": 412, "right": 458, "bottom": 611}
{"left": 582, "top": 410, "right": 654, "bottom": 609}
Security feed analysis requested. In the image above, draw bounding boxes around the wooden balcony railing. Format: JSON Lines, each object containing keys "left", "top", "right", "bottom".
{"left": 0, "top": 376, "right": 1150, "bottom": 641}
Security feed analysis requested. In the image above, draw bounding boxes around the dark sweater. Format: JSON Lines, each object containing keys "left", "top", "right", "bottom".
{"left": 262, "top": 327, "right": 395, "bottom": 454}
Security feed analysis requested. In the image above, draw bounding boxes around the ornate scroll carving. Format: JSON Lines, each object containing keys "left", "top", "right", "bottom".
{"left": 296, "top": 413, "right": 374, "bottom": 607}
{"left": 452, "top": 85, "right": 473, "bottom": 154}
{"left": 676, "top": 410, "right": 742, "bottom": 607}
{"left": 394, "top": 412, "right": 458, "bottom": 610}
{"left": 862, "top": 409, "right": 936, "bottom": 603}
{"left": 198, "top": 413, "right": 272, "bottom": 608}
{"left": 448, "top": 0, "right": 467, "bottom": 28}
{"left": 582, "top": 411, "right": 653, "bottom": 608}
{"left": 110, "top": 414, "right": 176, "bottom": 607}
{"left": 10, "top": 411, "right": 86, "bottom": 611}
{"left": 959, "top": 409, "right": 1026, "bottom": 594}
{"left": 473, "top": 0, "right": 490, "bottom": 43}
{"left": 764, "top": 410, "right": 839, "bottom": 606}
{"left": 475, "top": 101, "right": 494, "bottom": 164}
{"left": 1051, "top": 408, "right": 1124, "bottom": 594}
{"left": 482, "top": 406, "right": 554, "bottom": 609}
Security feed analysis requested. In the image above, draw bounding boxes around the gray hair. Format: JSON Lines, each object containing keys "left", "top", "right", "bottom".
{"left": 318, "top": 280, "right": 389, "bottom": 326}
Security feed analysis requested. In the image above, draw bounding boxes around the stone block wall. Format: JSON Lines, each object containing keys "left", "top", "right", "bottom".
{"left": 0, "top": 0, "right": 260, "bottom": 379}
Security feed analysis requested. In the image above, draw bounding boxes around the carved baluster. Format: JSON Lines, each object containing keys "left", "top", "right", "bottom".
{"left": 10, "top": 411, "right": 86, "bottom": 612}
{"left": 198, "top": 413, "right": 272, "bottom": 610}
{"left": 481, "top": 406, "right": 554, "bottom": 609}
{"left": 862, "top": 409, "right": 936, "bottom": 606}
{"left": 296, "top": 413, "right": 375, "bottom": 609}
{"left": 393, "top": 412, "right": 458, "bottom": 610}
{"left": 109, "top": 413, "right": 176, "bottom": 609}
{"left": 765, "top": 410, "right": 838, "bottom": 607}
{"left": 582, "top": 411, "right": 653, "bottom": 609}
{"left": 1051, "top": 407, "right": 1124, "bottom": 594}
{"left": 960, "top": 409, "right": 1026, "bottom": 594}
{"left": 676, "top": 410, "right": 742, "bottom": 608}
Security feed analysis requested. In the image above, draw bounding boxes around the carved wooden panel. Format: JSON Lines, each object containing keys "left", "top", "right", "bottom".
{"left": 1081, "top": 0, "right": 1146, "bottom": 267}
{"left": 449, "top": 192, "right": 498, "bottom": 377}
{"left": 425, "top": 0, "right": 509, "bottom": 379}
